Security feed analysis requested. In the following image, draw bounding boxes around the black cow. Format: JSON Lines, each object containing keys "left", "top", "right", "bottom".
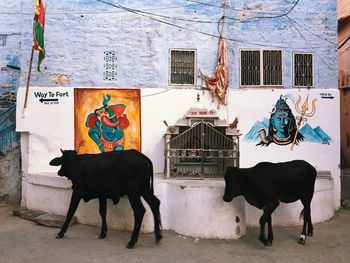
{"left": 223, "top": 160, "right": 317, "bottom": 246}
{"left": 49, "top": 149, "right": 162, "bottom": 248}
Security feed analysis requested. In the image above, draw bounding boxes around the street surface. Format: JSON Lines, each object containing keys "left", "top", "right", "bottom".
{"left": 1, "top": 204, "right": 350, "bottom": 263}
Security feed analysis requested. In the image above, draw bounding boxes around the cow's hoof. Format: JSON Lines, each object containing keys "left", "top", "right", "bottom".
{"left": 266, "top": 240, "right": 273, "bottom": 246}
{"left": 126, "top": 241, "right": 136, "bottom": 249}
{"left": 298, "top": 237, "right": 306, "bottom": 245}
{"left": 156, "top": 234, "right": 163, "bottom": 244}
{"left": 307, "top": 231, "right": 313, "bottom": 236}
{"left": 56, "top": 233, "right": 64, "bottom": 239}
{"left": 98, "top": 233, "right": 107, "bottom": 239}
{"left": 259, "top": 236, "right": 268, "bottom": 246}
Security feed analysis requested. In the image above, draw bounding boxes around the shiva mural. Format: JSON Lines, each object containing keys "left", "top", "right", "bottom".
{"left": 244, "top": 94, "right": 332, "bottom": 149}
{"left": 257, "top": 95, "right": 303, "bottom": 146}
{"left": 74, "top": 88, "right": 141, "bottom": 154}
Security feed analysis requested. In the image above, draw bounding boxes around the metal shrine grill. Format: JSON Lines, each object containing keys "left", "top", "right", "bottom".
{"left": 164, "top": 95, "right": 240, "bottom": 179}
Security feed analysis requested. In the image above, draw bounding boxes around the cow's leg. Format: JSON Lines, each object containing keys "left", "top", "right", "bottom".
{"left": 56, "top": 190, "right": 82, "bottom": 238}
{"left": 98, "top": 197, "right": 107, "bottom": 239}
{"left": 267, "top": 215, "right": 274, "bottom": 244}
{"left": 142, "top": 191, "right": 162, "bottom": 243}
{"left": 259, "top": 200, "right": 279, "bottom": 246}
{"left": 306, "top": 206, "right": 313, "bottom": 236}
{"left": 299, "top": 198, "right": 312, "bottom": 245}
{"left": 127, "top": 194, "right": 146, "bottom": 249}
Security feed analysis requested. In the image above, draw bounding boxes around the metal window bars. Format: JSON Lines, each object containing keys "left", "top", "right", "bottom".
{"left": 241, "top": 50, "right": 282, "bottom": 86}
{"left": 294, "top": 53, "right": 313, "bottom": 87}
{"left": 170, "top": 50, "right": 195, "bottom": 84}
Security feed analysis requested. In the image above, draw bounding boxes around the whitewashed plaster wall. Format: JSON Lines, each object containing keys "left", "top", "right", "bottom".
{"left": 16, "top": 86, "right": 340, "bottom": 204}
{"left": 16, "top": 86, "right": 339, "bottom": 234}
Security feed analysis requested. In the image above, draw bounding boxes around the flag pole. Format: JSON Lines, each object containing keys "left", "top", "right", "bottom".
{"left": 23, "top": 46, "right": 35, "bottom": 115}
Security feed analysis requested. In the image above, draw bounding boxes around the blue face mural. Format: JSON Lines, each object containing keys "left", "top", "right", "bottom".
{"left": 244, "top": 94, "right": 332, "bottom": 148}
{"left": 257, "top": 96, "right": 303, "bottom": 146}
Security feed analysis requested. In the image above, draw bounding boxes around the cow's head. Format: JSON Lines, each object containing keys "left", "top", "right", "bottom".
{"left": 223, "top": 166, "right": 243, "bottom": 202}
{"left": 49, "top": 149, "right": 78, "bottom": 180}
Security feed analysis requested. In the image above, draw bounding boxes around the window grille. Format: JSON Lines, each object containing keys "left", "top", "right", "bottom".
{"left": 263, "top": 50, "right": 282, "bottom": 85}
{"left": 241, "top": 50, "right": 260, "bottom": 86}
{"left": 0, "top": 35, "right": 7, "bottom": 47}
{"left": 170, "top": 49, "right": 196, "bottom": 85}
{"left": 103, "top": 51, "right": 117, "bottom": 81}
{"left": 240, "top": 49, "right": 282, "bottom": 87}
{"left": 294, "top": 53, "right": 313, "bottom": 87}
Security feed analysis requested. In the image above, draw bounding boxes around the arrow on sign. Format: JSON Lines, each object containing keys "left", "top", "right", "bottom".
{"left": 321, "top": 95, "right": 334, "bottom": 99}
{"left": 39, "top": 98, "right": 58, "bottom": 103}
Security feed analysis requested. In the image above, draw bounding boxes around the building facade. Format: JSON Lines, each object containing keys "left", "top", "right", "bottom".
{"left": 0, "top": 0, "right": 340, "bottom": 237}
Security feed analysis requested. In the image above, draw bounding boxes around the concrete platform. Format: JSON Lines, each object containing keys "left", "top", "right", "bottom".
{"left": 21, "top": 171, "right": 335, "bottom": 240}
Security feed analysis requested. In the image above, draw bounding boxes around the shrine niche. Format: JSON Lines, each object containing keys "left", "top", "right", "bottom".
{"left": 164, "top": 95, "right": 240, "bottom": 179}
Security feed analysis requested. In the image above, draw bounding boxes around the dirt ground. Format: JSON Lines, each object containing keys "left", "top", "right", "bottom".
{"left": 1, "top": 204, "right": 350, "bottom": 263}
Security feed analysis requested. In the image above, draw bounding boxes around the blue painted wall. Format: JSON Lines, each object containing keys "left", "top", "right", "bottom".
{"left": 0, "top": 0, "right": 21, "bottom": 110}
{"left": 11, "top": 0, "right": 336, "bottom": 89}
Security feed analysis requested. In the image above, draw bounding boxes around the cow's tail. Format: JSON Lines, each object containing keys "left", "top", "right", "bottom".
{"left": 149, "top": 160, "right": 155, "bottom": 194}
{"left": 299, "top": 208, "right": 304, "bottom": 221}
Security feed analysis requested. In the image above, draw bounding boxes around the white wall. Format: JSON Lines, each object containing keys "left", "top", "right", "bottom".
{"left": 16, "top": 86, "right": 340, "bottom": 236}
{"left": 16, "top": 86, "right": 340, "bottom": 205}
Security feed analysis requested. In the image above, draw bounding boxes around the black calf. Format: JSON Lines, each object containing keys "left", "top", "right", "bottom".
{"left": 223, "top": 160, "right": 317, "bottom": 246}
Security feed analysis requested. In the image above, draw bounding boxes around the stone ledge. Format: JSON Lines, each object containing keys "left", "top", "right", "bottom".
{"left": 26, "top": 173, "right": 72, "bottom": 189}
{"left": 13, "top": 207, "right": 76, "bottom": 228}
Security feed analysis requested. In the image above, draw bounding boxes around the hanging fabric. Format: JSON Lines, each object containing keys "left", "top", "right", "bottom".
{"left": 199, "top": 36, "right": 229, "bottom": 108}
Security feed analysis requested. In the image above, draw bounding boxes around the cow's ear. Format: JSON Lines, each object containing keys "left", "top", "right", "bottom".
{"left": 49, "top": 157, "right": 62, "bottom": 166}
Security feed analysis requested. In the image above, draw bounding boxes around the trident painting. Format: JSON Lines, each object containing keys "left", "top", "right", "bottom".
{"left": 74, "top": 88, "right": 141, "bottom": 154}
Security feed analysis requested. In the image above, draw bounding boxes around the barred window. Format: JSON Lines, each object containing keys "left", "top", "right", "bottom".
{"left": 103, "top": 51, "right": 117, "bottom": 81}
{"left": 0, "top": 35, "right": 7, "bottom": 47}
{"left": 240, "top": 49, "right": 282, "bottom": 87}
{"left": 241, "top": 50, "right": 260, "bottom": 86}
{"left": 294, "top": 53, "right": 313, "bottom": 87}
{"left": 170, "top": 49, "right": 196, "bottom": 85}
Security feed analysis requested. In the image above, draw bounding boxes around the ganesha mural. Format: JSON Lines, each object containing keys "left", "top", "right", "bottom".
{"left": 74, "top": 88, "right": 141, "bottom": 154}
{"left": 85, "top": 94, "right": 129, "bottom": 152}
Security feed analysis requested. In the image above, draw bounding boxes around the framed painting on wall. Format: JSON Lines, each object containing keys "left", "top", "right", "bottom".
{"left": 74, "top": 88, "right": 141, "bottom": 154}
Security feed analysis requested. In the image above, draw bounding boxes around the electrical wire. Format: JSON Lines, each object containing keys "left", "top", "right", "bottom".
{"left": 287, "top": 16, "right": 335, "bottom": 45}
{"left": 2, "top": 1, "right": 335, "bottom": 50}
{"left": 141, "top": 88, "right": 172, "bottom": 98}
{"left": 94, "top": 3, "right": 220, "bottom": 24}
{"left": 185, "top": 0, "right": 243, "bottom": 12}
{"left": 241, "top": 0, "right": 300, "bottom": 20}
{"left": 286, "top": 16, "right": 336, "bottom": 75}
{"left": 0, "top": 3, "right": 199, "bottom": 15}
{"left": 95, "top": 0, "right": 290, "bottom": 48}
{"left": 187, "top": 0, "right": 300, "bottom": 18}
